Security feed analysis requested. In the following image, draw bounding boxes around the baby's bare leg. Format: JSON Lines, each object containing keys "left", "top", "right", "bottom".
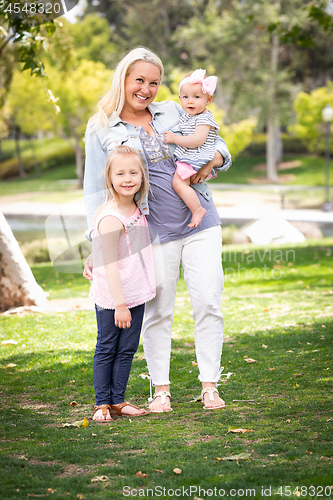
{"left": 172, "top": 172, "right": 206, "bottom": 228}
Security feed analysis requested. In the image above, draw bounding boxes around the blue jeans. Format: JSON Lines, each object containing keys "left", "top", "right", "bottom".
{"left": 93, "top": 304, "right": 145, "bottom": 406}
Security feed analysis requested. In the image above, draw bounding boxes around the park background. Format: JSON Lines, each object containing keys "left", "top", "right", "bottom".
{"left": 0, "top": 1, "right": 333, "bottom": 499}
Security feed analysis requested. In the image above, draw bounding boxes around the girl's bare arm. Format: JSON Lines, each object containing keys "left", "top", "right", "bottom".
{"left": 164, "top": 124, "right": 211, "bottom": 148}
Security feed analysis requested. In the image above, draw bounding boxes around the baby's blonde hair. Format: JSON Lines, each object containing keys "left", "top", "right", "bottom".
{"left": 89, "top": 47, "right": 164, "bottom": 130}
{"left": 96, "top": 146, "right": 149, "bottom": 217}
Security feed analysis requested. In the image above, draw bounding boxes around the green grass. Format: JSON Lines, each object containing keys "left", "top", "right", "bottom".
{"left": 0, "top": 163, "right": 77, "bottom": 198}
{"left": 0, "top": 239, "right": 332, "bottom": 499}
{"left": 213, "top": 155, "right": 333, "bottom": 186}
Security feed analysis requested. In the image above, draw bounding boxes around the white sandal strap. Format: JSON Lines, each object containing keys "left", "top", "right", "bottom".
{"left": 153, "top": 391, "right": 171, "bottom": 405}
{"left": 201, "top": 387, "right": 218, "bottom": 402}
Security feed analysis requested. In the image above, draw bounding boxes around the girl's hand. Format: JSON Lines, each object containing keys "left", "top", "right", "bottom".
{"left": 164, "top": 130, "right": 177, "bottom": 144}
{"left": 83, "top": 253, "right": 93, "bottom": 280}
{"left": 115, "top": 304, "right": 132, "bottom": 329}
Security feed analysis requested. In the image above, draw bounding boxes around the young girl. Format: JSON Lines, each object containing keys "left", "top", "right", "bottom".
{"left": 164, "top": 68, "right": 220, "bottom": 228}
{"left": 88, "top": 145, "right": 155, "bottom": 422}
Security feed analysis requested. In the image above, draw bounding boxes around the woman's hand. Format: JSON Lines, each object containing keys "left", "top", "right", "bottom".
{"left": 190, "top": 161, "right": 214, "bottom": 184}
{"left": 83, "top": 253, "right": 93, "bottom": 280}
{"left": 115, "top": 304, "right": 132, "bottom": 329}
{"left": 190, "top": 151, "right": 225, "bottom": 184}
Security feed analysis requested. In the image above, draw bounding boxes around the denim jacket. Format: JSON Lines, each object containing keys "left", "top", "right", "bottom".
{"left": 84, "top": 100, "right": 232, "bottom": 231}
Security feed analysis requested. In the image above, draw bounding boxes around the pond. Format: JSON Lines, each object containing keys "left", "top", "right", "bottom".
{"left": 7, "top": 216, "right": 88, "bottom": 244}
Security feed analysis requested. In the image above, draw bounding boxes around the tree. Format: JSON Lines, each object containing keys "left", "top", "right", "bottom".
{"left": 0, "top": 210, "right": 46, "bottom": 312}
{"left": 6, "top": 69, "right": 54, "bottom": 176}
{"left": 174, "top": 0, "right": 319, "bottom": 181}
{"left": 290, "top": 82, "right": 333, "bottom": 153}
{"left": 46, "top": 59, "right": 112, "bottom": 188}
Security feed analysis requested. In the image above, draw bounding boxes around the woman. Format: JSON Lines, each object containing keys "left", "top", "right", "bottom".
{"left": 83, "top": 47, "right": 231, "bottom": 413}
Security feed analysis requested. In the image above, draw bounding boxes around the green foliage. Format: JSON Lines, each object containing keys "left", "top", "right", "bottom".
{"left": 290, "top": 82, "right": 333, "bottom": 153}
{"left": 241, "top": 133, "right": 310, "bottom": 156}
{"left": 0, "top": 138, "right": 74, "bottom": 179}
{"left": 46, "top": 59, "right": 113, "bottom": 140}
{"left": 7, "top": 69, "right": 54, "bottom": 136}
{"left": 66, "top": 14, "right": 118, "bottom": 68}
{"left": 0, "top": 0, "right": 56, "bottom": 77}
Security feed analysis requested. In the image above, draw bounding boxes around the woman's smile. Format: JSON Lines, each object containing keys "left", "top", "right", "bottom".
{"left": 123, "top": 61, "right": 161, "bottom": 114}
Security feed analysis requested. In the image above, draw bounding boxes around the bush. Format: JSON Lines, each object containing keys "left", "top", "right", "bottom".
{"left": 21, "top": 239, "right": 51, "bottom": 264}
{"left": 240, "top": 133, "right": 310, "bottom": 156}
{"left": 0, "top": 140, "right": 75, "bottom": 179}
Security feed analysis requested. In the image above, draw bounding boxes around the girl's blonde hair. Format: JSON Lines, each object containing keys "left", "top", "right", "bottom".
{"left": 96, "top": 146, "right": 149, "bottom": 217}
{"left": 90, "top": 47, "right": 164, "bottom": 130}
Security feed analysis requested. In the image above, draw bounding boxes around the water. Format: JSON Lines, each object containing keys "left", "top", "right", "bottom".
{"left": 7, "top": 216, "right": 88, "bottom": 243}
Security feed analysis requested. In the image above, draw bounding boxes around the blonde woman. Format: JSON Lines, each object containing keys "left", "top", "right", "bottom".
{"left": 83, "top": 47, "right": 232, "bottom": 413}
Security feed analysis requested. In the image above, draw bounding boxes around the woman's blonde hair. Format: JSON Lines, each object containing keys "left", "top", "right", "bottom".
{"left": 96, "top": 145, "right": 149, "bottom": 216}
{"left": 90, "top": 47, "right": 164, "bottom": 130}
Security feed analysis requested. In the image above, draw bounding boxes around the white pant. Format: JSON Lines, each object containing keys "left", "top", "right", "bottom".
{"left": 142, "top": 225, "right": 224, "bottom": 385}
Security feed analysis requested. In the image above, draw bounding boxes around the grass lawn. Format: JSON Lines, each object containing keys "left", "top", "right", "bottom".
{"left": 0, "top": 238, "right": 332, "bottom": 499}
{"left": 0, "top": 149, "right": 331, "bottom": 203}
{"left": 212, "top": 155, "right": 333, "bottom": 186}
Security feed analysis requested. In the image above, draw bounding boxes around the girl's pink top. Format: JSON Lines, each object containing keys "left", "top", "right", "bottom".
{"left": 89, "top": 206, "right": 156, "bottom": 309}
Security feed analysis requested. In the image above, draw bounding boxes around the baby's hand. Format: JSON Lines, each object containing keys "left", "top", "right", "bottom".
{"left": 115, "top": 304, "right": 132, "bottom": 329}
{"left": 164, "top": 130, "right": 176, "bottom": 144}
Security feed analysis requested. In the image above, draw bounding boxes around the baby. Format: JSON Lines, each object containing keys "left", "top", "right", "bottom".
{"left": 164, "top": 68, "right": 219, "bottom": 227}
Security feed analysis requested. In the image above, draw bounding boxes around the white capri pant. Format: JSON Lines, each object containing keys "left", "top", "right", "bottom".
{"left": 142, "top": 225, "right": 224, "bottom": 386}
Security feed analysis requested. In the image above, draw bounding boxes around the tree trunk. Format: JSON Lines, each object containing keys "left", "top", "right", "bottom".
{"left": 267, "top": 116, "right": 279, "bottom": 182}
{"left": 266, "top": 33, "right": 279, "bottom": 182}
{"left": 0, "top": 211, "right": 47, "bottom": 312}
{"left": 75, "top": 138, "right": 83, "bottom": 189}
{"left": 275, "top": 124, "right": 283, "bottom": 167}
{"left": 30, "top": 137, "right": 41, "bottom": 175}
{"left": 159, "top": 0, "right": 170, "bottom": 59}
{"left": 14, "top": 125, "right": 26, "bottom": 178}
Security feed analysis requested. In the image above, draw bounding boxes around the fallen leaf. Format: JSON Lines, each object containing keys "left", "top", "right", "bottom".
{"left": 286, "top": 350, "right": 294, "bottom": 353}
{"left": 173, "top": 468, "right": 182, "bottom": 474}
{"left": 82, "top": 368, "right": 86, "bottom": 372}
{"left": 62, "top": 418, "right": 89, "bottom": 428}
{"left": 292, "top": 373, "right": 304, "bottom": 378}
{"left": 269, "top": 367, "right": 275, "bottom": 371}
{"left": 135, "top": 471, "right": 148, "bottom": 477}
{"left": 295, "top": 383, "right": 299, "bottom": 388}
{"left": 137, "top": 355, "right": 145, "bottom": 360}
{"left": 192, "top": 361, "right": 198, "bottom": 367}
{"left": 216, "top": 453, "right": 250, "bottom": 462}
{"left": 45, "top": 370, "right": 54, "bottom": 373}
{"left": 91, "top": 476, "right": 109, "bottom": 482}
{"left": 4, "top": 363, "right": 16, "bottom": 369}
{"left": 286, "top": 419, "right": 291, "bottom": 423}
{"left": 68, "top": 401, "right": 80, "bottom": 407}
{"left": 77, "top": 495, "right": 84, "bottom": 500}
{"left": 244, "top": 358, "right": 257, "bottom": 363}
{"left": 92, "top": 433, "right": 97, "bottom": 436}
{"left": 262, "top": 344, "right": 268, "bottom": 349}
{"left": 47, "top": 489, "right": 56, "bottom": 494}
{"left": 70, "top": 379, "right": 75, "bottom": 383}
{"left": 139, "top": 373, "right": 150, "bottom": 379}
{"left": 153, "top": 469, "right": 164, "bottom": 473}
{"left": 227, "top": 426, "right": 254, "bottom": 434}
{"left": 1, "top": 340, "right": 18, "bottom": 345}
{"left": 263, "top": 308, "right": 269, "bottom": 312}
